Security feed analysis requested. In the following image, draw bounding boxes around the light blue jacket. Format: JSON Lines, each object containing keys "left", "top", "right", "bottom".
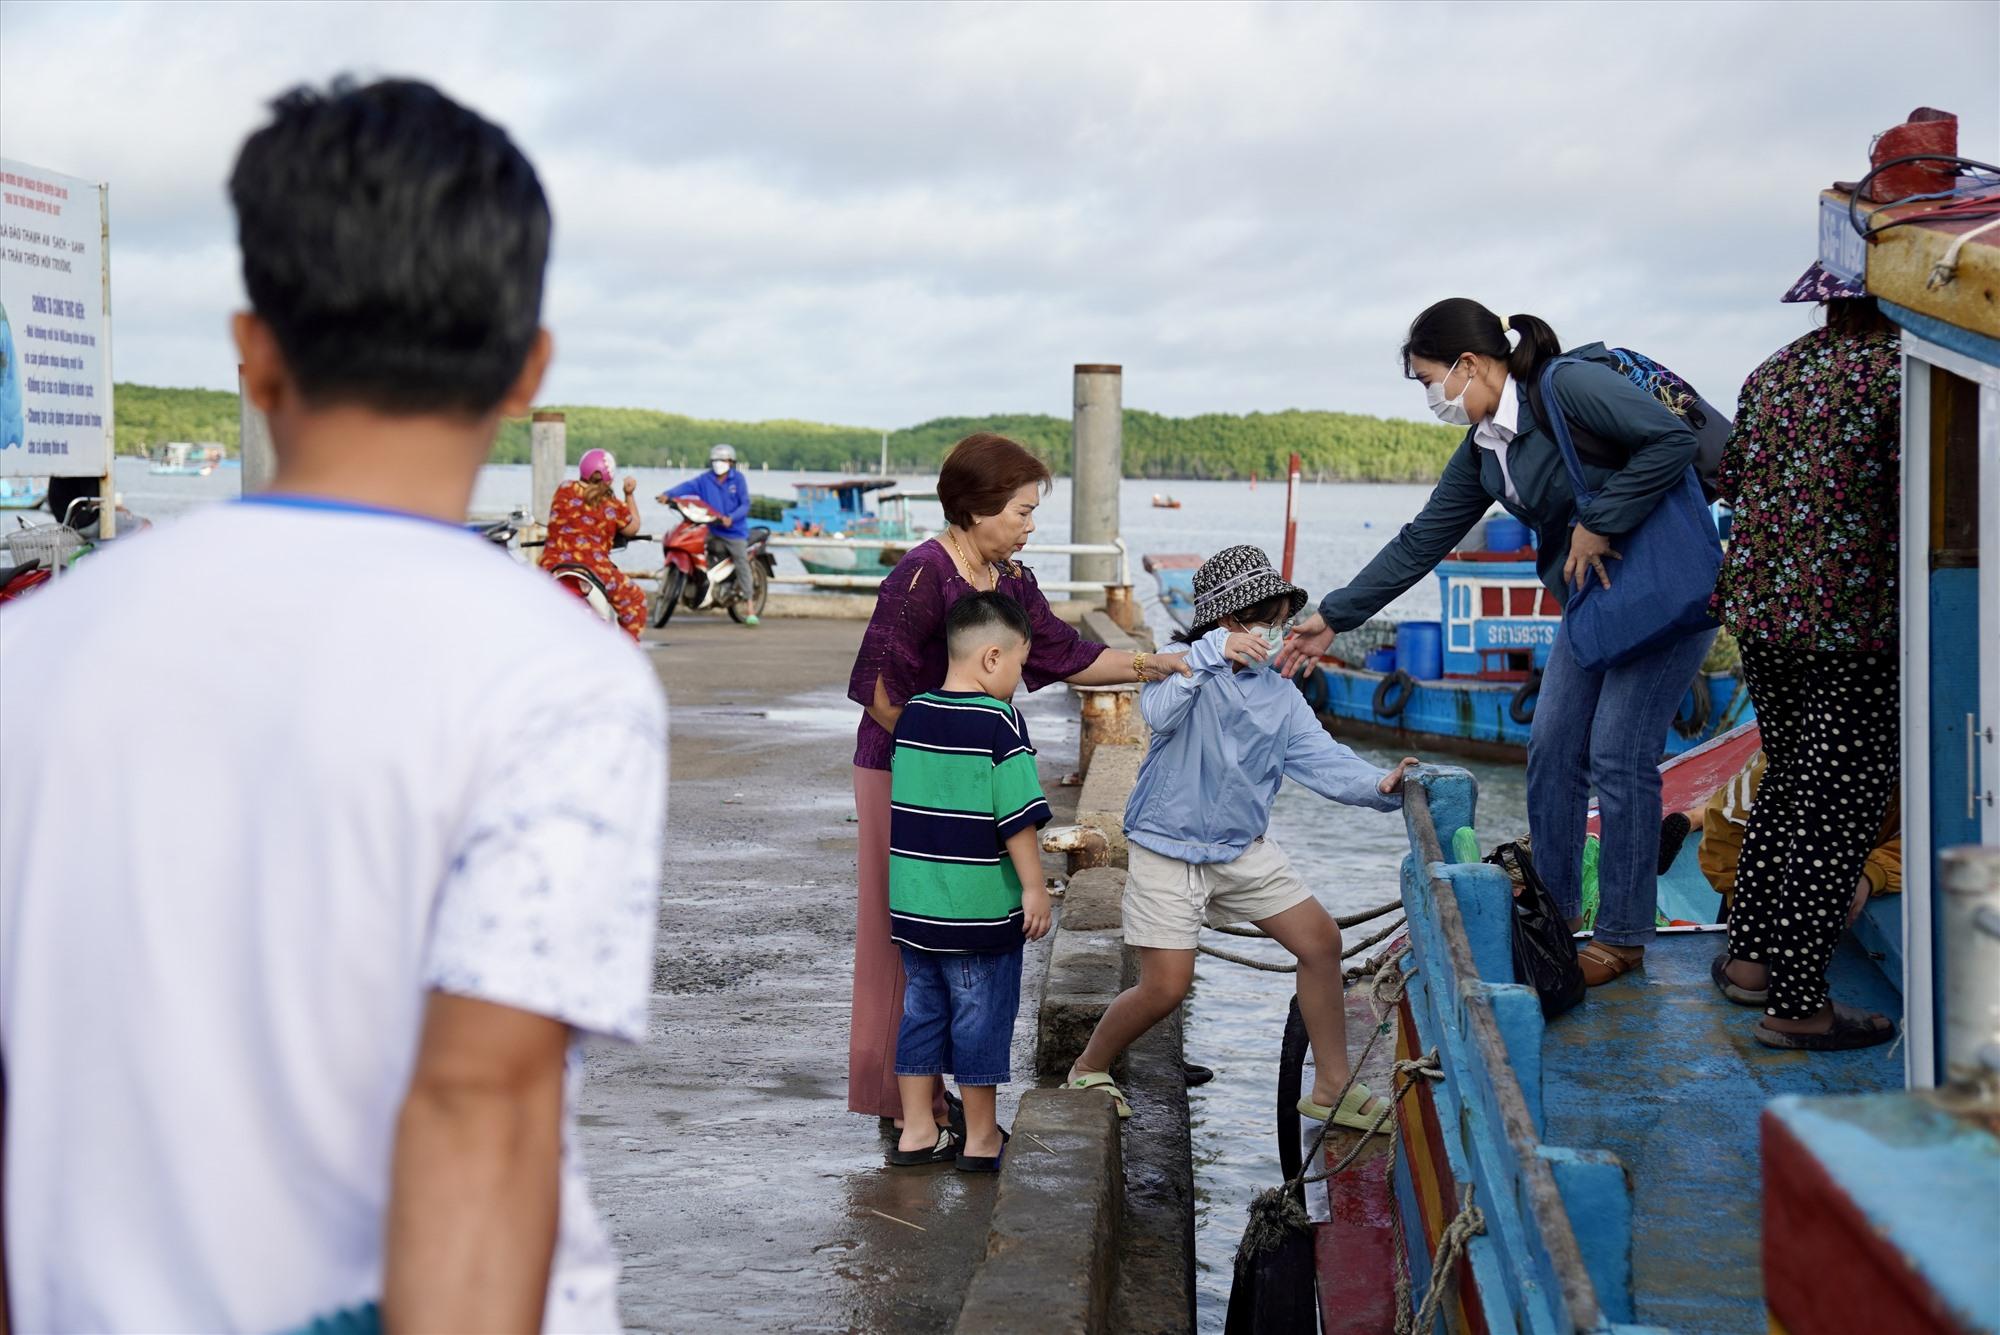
{"left": 1123, "top": 628, "right": 1401, "bottom": 864}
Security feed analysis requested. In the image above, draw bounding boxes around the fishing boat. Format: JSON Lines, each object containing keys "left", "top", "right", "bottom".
{"left": 1143, "top": 515, "right": 1754, "bottom": 761}
{"left": 149, "top": 442, "right": 224, "bottom": 476}
{"left": 783, "top": 477, "right": 937, "bottom": 577}
{"left": 1282, "top": 133, "right": 1999, "bottom": 1335}
{"left": 0, "top": 477, "right": 47, "bottom": 510}
{"left": 1152, "top": 493, "right": 1183, "bottom": 509}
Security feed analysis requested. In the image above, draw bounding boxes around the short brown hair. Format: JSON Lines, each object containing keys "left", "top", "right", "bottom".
{"left": 937, "top": 433, "right": 1053, "bottom": 528}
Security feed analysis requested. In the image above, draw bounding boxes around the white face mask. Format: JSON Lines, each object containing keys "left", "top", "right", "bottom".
{"left": 1238, "top": 622, "right": 1287, "bottom": 670}
{"left": 1425, "top": 358, "right": 1475, "bottom": 427}
{"left": 711, "top": 461, "right": 731, "bottom": 475}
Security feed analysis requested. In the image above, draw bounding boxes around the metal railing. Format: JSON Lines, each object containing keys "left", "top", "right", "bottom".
{"left": 759, "top": 534, "right": 1130, "bottom": 594}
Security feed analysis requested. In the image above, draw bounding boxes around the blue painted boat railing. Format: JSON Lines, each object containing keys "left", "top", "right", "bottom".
{"left": 1396, "top": 767, "right": 1665, "bottom": 1335}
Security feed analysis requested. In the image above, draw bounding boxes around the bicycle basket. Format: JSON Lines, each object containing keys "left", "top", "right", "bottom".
{"left": 2, "top": 524, "right": 87, "bottom": 570}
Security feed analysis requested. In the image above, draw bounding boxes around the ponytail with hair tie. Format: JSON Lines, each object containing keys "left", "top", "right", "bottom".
{"left": 1402, "top": 298, "right": 1560, "bottom": 386}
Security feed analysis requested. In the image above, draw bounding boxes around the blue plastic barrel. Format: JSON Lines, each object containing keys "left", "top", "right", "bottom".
{"left": 1365, "top": 647, "right": 1397, "bottom": 673}
{"left": 1396, "top": 621, "right": 1442, "bottom": 681}
{"left": 1486, "top": 516, "right": 1530, "bottom": 551}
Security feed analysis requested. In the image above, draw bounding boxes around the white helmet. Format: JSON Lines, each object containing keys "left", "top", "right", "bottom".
{"left": 709, "top": 443, "right": 737, "bottom": 465}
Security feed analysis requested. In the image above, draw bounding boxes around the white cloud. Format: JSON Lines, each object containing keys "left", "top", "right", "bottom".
{"left": 1, "top": 0, "right": 1994, "bottom": 428}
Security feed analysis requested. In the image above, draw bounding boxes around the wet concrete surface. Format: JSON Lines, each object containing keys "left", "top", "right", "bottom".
{"left": 582, "top": 614, "right": 1077, "bottom": 1334}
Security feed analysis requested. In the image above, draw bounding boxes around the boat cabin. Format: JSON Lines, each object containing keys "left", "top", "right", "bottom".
{"left": 780, "top": 478, "right": 897, "bottom": 536}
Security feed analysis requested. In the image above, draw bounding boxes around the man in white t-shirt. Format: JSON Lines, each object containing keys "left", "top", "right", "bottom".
{"left": 0, "top": 79, "right": 667, "bottom": 1333}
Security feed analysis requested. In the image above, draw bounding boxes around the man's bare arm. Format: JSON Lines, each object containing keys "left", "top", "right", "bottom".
{"left": 384, "top": 993, "right": 568, "bottom": 1334}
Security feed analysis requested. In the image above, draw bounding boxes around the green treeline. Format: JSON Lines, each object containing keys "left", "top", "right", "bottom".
{"left": 109, "top": 384, "right": 1460, "bottom": 482}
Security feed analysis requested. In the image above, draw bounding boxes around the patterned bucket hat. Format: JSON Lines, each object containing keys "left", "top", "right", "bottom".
{"left": 1191, "top": 544, "right": 1308, "bottom": 629}
{"left": 1781, "top": 260, "right": 1865, "bottom": 304}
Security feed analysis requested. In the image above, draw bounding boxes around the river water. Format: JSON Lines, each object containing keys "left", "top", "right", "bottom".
{"left": 73, "top": 457, "right": 1527, "bottom": 1329}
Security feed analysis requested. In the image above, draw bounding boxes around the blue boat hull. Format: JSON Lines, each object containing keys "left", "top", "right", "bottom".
{"left": 1297, "top": 664, "right": 1752, "bottom": 762}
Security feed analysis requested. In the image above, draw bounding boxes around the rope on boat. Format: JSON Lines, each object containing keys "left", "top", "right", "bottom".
{"left": 1397, "top": 1184, "right": 1487, "bottom": 1335}
{"left": 1208, "top": 897, "right": 1403, "bottom": 936}
{"left": 1197, "top": 911, "right": 1407, "bottom": 975}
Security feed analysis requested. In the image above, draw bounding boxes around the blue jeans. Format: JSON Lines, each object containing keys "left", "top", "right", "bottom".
{"left": 1526, "top": 621, "right": 1715, "bottom": 947}
{"left": 895, "top": 944, "right": 1023, "bottom": 1087}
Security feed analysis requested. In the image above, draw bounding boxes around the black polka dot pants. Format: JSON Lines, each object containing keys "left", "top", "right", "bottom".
{"left": 1725, "top": 639, "right": 1899, "bottom": 1020}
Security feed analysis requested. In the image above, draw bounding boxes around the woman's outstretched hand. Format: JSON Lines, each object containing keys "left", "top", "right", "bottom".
{"left": 1563, "top": 524, "right": 1620, "bottom": 592}
{"left": 1277, "top": 613, "right": 1334, "bottom": 678}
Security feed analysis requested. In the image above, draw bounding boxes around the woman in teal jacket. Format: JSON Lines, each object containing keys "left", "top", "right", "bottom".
{"left": 1280, "top": 298, "right": 1715, "bottom": 989}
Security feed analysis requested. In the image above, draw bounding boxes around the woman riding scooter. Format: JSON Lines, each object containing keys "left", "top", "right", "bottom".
{"left": 662, "top": 443, "right": 757, "bottom": 626}
{"left": 543, "top": 447, "right": 648, "bottom": 639}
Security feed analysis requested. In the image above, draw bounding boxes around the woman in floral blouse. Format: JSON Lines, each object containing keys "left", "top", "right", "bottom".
{"left": 542, "top": 450, "right": 648, "bottom": 639}
{"left": 1709, "top": 262, "right": 1902, "bottom": 1052}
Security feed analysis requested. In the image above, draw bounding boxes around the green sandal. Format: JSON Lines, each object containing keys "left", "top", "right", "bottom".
{"left": 1297, "top": 1081, "right": 1388, "bottom": 1135}
{"left": 1064, "top": 1070, "right": 1133, "bottom": 1119}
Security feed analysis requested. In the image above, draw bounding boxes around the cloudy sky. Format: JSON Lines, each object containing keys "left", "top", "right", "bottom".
{"left": 1, "top": 0, "right": 1994, "bottom": 429}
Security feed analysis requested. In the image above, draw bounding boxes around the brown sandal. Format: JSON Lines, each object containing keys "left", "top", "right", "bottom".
{"left": 1578, "top": 941, "right": 1643, "bottom": 987}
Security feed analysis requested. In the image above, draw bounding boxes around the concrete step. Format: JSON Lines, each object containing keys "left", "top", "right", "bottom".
{"left": 954, "top": 1089, "right": 1125, "bottom": 1335}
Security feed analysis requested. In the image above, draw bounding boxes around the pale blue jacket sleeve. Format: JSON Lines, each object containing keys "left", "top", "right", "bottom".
{"left": 1139, "top": 628, "right": 1231, "bottom": 736}
{"left": 1283, "top": 693, "right": 1401, "bottom": 811}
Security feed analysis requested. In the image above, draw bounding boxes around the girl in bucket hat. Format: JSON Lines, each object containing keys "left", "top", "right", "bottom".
{"left": 1063, "top": 545, "right": 1419, "bottom": 1130}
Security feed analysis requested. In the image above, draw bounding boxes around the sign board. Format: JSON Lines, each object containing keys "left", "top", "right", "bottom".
{"left": 1818, "top": 193, "right": 1868, "bottom": 285}
{"left": 1474, "top": 619, "right": 1559, "bottom": 652}
{"left": 0, "top": 159, "right": 109, "bottom": 477}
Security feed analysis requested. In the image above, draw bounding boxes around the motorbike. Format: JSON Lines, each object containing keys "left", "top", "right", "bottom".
{"left": 651, "top": 496, "right": 773, "bottom": 627}
{"left": 483, "top": 507, "right": 627, "bottom": 628}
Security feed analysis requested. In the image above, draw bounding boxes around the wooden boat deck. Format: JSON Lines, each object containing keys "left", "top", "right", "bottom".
{"left": 1540, "top": 929, "right": 1902, "bottom": 1332}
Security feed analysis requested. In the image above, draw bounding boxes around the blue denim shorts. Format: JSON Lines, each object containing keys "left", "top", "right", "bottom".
{"left": 895, "top": 944, "right": 1024, "bottom": 1087}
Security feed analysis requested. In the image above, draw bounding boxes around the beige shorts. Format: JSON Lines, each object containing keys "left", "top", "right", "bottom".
{"left": 1122, "top": 838, "right": 1314, "bottom": 950}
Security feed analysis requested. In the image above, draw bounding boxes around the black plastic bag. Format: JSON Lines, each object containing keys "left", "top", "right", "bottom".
{"left": 1488, "top": 841, "right": 1586, "bottom": 1019}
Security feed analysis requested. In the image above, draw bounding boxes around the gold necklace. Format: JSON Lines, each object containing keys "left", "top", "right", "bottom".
{"left": 946, "top": 528, "right": 996, "bottom": 590}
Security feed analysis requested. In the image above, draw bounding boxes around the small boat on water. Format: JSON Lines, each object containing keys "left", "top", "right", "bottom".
{"left": 1277, "top": 145, "right": 1999, "bottom": 1335}
{"left": 784, "top": 478, "right": 932, "bottom": 577}
{"left": 0, "top": 477, "right": 48, "bottom": 510}
{"left": 1152, "top": 493, "right": 1182, "bottom": 509}
{"left": 150, "top": 442, "right": 224, "bottom": 477}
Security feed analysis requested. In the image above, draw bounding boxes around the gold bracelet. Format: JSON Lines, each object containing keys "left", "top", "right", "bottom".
{"left": 1132, "top": 652, "right": 1149, "bottom": 680}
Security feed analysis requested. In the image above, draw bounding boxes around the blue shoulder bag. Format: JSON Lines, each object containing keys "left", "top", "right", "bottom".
{"left": 1537, "top": 357, "right": 1720, "bottom": 672}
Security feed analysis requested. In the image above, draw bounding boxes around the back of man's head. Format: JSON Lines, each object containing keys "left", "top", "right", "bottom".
{"left": 230, "top": 78, "right": 550, "bottom": 417}
{"left": 945, "top": 591, "right": 1032, "bottom": 662}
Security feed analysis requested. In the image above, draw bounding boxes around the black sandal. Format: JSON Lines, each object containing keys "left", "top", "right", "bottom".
{"left": 886, "top": 1127, "right": 964, "bottom": 1167}
{"left": 956, "top": 1128, "right": 1010, "bottom": 1174}
{"left": 1753, "top": 1003, "right": 1896, "bottom": 1052}
{"left": 1711, "top": 953, "right": 1768, "bottom": 1007}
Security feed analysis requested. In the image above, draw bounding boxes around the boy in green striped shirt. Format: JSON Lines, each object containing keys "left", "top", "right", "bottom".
{"left": 886, "top": 592, "right": 1053, "bottom": 1172}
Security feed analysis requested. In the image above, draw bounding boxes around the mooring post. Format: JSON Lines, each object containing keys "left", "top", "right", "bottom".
{"left": 531, "top": 411, "right": 566, "bottom": 523}
{"left": 237, "top": 363, "right": 276, "bottom": 495}
{"left": 1071, "top": 364, "right": 1122, "bottom": 591}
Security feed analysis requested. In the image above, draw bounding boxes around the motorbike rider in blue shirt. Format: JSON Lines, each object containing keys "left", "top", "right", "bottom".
{"left": 662, "top": 443, "right": 757, "bottom": 626}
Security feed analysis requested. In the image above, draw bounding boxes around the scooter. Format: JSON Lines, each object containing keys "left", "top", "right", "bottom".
{"left": 651, "top": 496, "right": 774, "bottom": 628}
{"left": 493, "top": 508, "right": 628, "bottom": 628}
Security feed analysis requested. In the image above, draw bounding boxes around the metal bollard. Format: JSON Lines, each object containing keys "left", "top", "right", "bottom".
{"left": 1076, "top": 683, "right": 1143, "bottom": 777}
{"left": 1042, "top": 824, "right": 1111, "bottom": 874}
{"left": 1941, "top": 845, "right": 2000, "bottom": 1091}
{"left": 1103, "top": 583, "right": 1140, "bottom": 632}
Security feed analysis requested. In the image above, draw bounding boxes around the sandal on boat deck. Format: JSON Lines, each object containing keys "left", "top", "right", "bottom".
{"left": 1754, "top": 1004, "right": 1897, "bottom": 1052}
{"left": 1578, "top": 941, "right": 1643, "bottom": 987}
{"left": 885, "top": 1127, "right": 963, "bottom": 1167}
{"left": 1710, "top": 952, "right": 1768, "bottom": 1007}
{"left": 956, "top": 1128, "right": 1010, "bottom": 1174}
{"left": 1064, "top": 1070, "right": 1133, "bottom": 1119}
{"left": 1297, "top": 1081, "right": 1388, "bottom": 1135}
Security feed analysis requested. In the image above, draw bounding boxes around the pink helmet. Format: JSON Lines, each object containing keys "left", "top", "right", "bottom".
{"left": 578, "top": 448, "right": 617, "bottom": 484}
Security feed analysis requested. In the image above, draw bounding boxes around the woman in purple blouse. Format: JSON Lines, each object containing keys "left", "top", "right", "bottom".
{"left": 845, "top": 432, "right": 1188, "bottom": 1129}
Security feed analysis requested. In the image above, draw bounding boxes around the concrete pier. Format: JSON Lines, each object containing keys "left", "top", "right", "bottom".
{"left": 1070, "top": 365, "right": 1123, "bottom": 589}
{"left": 584, "top": 612, "right": 1194, "bottom": 1333}
{"left": 531, "top": 410, "right": 566, "bottom": 522}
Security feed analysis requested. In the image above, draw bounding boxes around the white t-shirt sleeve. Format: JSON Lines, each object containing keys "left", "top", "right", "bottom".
{"left": 424, "top": 664, "right": 668, "bottom": 1043}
